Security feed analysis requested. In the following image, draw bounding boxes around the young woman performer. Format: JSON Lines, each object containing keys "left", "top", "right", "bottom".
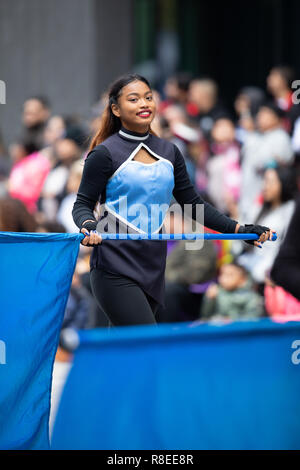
{"left": 72, "top": 74, "right": 275, "bottom": 326}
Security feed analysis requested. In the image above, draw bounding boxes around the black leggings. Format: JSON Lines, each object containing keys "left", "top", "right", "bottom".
{"left": 90, "top": 267, "right": 159, "bottom": 327}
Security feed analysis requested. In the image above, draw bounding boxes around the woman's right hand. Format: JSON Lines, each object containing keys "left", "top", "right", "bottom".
{"left": 80, "top": 228, "right": 103, "bottom": 246}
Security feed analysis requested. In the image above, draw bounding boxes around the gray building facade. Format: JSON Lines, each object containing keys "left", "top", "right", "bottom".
{"left": 0, "top": 0, "right": 133, "bottom": 147}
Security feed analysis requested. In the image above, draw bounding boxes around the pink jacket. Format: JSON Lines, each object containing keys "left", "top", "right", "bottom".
{"left": 265, "top": 284, "right": 300, "bottom": 322}
{"left": 9, "top": 151, "right": 51, "bottom": 213}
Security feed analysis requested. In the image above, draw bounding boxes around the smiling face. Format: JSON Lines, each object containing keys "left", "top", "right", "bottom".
{"left": 111, "top": 80, "right": 156, "bottom": 132}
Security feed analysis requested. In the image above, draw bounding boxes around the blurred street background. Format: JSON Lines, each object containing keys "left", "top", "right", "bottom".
{"left": 0, "top": 0, "right": 299, "bottom": 333}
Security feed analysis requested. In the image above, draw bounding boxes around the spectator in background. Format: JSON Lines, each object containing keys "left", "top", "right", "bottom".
{"left": 185, "top": 132, "right": 210, "bottom": 195}
{"left": 39, "top": 129, "right": 85, "bottom": 221}
{"left": 206, "top": 117, "right": 241, "bottom": 215}
{"left": 188, "top": 78, "right": 229, "bottom": 139}
{"left": 57, "top": 159, "right": 84, "bottom": 233}
{"left": 199, "top": 261, "right": 264, "bottom": 321}
{"left": 159, "top": 104, "right": 198, "bottom": 183}
{"left": 44, "top": 115, "right": 66, "bottom": 146}
{"left": 8, "top": 137, "right": 51, "bottom": 214}
{"left": 64, "top": 121, "right": 89, "bottom": 151}
{"left": 160, "top": 103, "right": 188, "bottom": 140}
{"left": 0, "top": 196, "right": 37, "bottom": 232}
{"left": 161, "top": 72, "right": 194, "bottom": 113}
{"left": 149, "top": 89, "right": 163, "bottom": 135}
{"left": 266, "top": 65, "right": 300, "bottom": 137}
{"left": 236, "top": 166, "right": 297, "bottom": 293}
{"left": 21, "top": 95, "right": 51, "bottom": 150}
{"left": 159, "top": 101, "right": 211, "bottom": 194}
{"left": 267, "top": 65, "right": 295, "bottom": 113}
{"left": 234, "top": 86, "right": 266, "bottom": 143}
{"left": 41, "top": 115, "right": 67, "bottom": 165}
{"left": 239, "top": 102, "right": 294, "bottom": 222}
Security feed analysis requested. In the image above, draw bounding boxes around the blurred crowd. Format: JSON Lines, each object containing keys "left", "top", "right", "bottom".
{"left": 1, "top": 64, "right": 300, "bottom": 350}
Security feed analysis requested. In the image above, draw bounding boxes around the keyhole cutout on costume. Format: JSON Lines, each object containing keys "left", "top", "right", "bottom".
{"left": 133, "top": 147, "right": 159, "bottom": 164}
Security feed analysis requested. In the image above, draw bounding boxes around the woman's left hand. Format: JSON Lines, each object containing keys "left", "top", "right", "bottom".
{"left": 254, "top": 228, "right": 276, "bottom": 248}
{"left": 236, "top": 223, "right": 277, "bottom": 248}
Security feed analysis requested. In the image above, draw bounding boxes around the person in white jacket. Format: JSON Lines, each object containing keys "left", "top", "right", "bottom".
{"left": 237, "top": 166, "right": 297, "bottom": 288}
{"left": 239, "top": 102, "right": 294, "bottom": 222}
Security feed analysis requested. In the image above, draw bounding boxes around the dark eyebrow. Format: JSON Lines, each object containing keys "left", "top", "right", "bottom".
{"left": 126, "top": 91, "right": 152, "bottom": 97}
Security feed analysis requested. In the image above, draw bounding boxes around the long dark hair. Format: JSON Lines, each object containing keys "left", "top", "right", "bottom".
{"left": 254, "top": 165, "right": 298, "bottom": 223}
{"left": 88, "top": 73, "right": 156, "bottom": 151}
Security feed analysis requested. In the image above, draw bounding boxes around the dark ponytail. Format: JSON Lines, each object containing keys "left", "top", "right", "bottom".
{"left": 88, "top": 73, "right": 156, "bottom": 151}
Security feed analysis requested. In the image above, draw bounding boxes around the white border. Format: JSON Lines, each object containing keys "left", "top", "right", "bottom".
{"left": 104, "top": 202, "right": 168, "bottom": 236}
{"left": 108, "top": 143, "right": 174, "bottom": 181}
{"left": 119, "top": 130, "right": 149, "bottom": 141}
{"left": 104, "top": 203, "right": 147, "bottom": 234}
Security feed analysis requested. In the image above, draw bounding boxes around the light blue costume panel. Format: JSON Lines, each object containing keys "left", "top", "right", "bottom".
{"left": 105, "top": 142, "right": 175, "bottom": 234}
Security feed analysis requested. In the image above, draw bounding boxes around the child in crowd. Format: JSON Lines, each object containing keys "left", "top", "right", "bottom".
{"left": 199, "top": 262, "right": 264, "bottom": 321}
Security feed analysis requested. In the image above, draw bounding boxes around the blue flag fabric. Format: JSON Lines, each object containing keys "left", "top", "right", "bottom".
{"left": 0, "top": 232, "right": 81, "bottom": 450}
{"left": 51, "top": 319, "right": 300, "bottom": 450}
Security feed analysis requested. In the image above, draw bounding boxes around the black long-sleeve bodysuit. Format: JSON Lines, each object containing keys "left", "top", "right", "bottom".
{"left": 271, "top": 194, "right": 300, "bottom": 300}
{"left": 72, "top": 126, "right": 238, "bottom": 309}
